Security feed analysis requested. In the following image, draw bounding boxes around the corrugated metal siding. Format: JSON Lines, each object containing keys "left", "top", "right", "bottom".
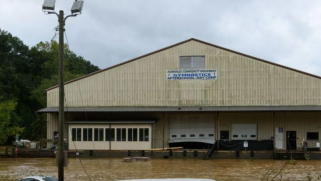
{"left": 218, "top": 112, "right": 274, "bottom": 140}
{"left": 47, "top": 40, "right": 321, "bottom": 107}
{"left": 47, "top": 113, "right": 58, "bottom": 139}
{"left": 153, "top": 113, "right": 165, "bottom": 149}
{"left": 284, "top": 112, "right": 321, "bottom": 148}
{"left": 47, "top": 113, "right": 74, "bottom": 141}
{"left": 216, "top": 112, "right": 321, "bottom": 150}
{"left": 164, "top": 113, "right": 170, "bottom": 148}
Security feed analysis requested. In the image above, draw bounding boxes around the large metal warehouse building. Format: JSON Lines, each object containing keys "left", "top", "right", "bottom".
{"left": 39, "top": 38, "right": 321, "bottom": 153}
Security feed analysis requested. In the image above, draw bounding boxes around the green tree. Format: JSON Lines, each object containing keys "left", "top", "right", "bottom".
{"left": 0, "top": 99, "right": 24, "bottom": 144}
{"left": 0, "top": 29, "right": 33, "bottom": 140}
{"left": 0, "top": 29, "right": 100, "bottom": 143}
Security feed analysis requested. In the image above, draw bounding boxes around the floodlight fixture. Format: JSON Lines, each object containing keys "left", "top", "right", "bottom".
{"left": 42, "top": 1, "right": 84, "bottom": 178}
{"left": 42, "top": 0, "right": 56, "bottom": 11}
{"left": 71, "top": 1, "right": 84, "bottom": 14}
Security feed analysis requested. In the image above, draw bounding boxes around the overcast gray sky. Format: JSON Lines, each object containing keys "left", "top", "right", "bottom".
{"left": 1, "top": 0, "right": 321, "bottom": 76}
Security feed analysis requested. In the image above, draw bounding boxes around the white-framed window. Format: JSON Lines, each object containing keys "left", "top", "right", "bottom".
{"left": 117, "top": 128, "right": 127, "bottom": 141}
{"left": 139, "top": 128, "right": 149, "bottom": 141}
{"left": 179, "top": 56, "right": 205, "bottom": 70}
{"left": 83, "top": 128, "right": 93, "bottom": 141}
{"left": 72, "top": 128, "right": 82, "bottom": 141}
{"left": 105, "top": 128, "right": 115, "bottom": 141}
{"left": 128, "top": 128, "right": 138, "bottom": 141}
{"left": 94, "top": 128, "right": 104, "bottom": 141}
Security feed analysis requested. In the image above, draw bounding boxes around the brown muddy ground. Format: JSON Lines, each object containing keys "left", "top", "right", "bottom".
{"left": 0, "top": 157, "right": 320, "bottom": 181}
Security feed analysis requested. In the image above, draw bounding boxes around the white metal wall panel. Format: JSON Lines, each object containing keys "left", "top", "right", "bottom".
{"left": 47, "top": 113, "right": 58, "bottom": 139}
{"left": 47, "top": 40, "right": 321, "bottom": 107}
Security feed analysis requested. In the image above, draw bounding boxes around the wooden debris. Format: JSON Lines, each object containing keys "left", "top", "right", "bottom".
{"left": 123, "top": 157, "right": 132, "bottom": 162}
{"left": 150, "top": 147, "right": 183, "bottom": 151}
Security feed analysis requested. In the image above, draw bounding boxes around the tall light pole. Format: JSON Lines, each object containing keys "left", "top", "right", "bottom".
{"left": 42, "top": 1, "right": 84, "bottom": 180}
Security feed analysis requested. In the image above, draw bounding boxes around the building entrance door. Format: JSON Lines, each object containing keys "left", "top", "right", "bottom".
{"left": 286, "top": 131, "right": 296, "bottom": 150}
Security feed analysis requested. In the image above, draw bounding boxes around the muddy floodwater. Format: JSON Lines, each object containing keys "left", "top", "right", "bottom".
{"left": 1, "top": 157, "right": 321, "bottom": 181}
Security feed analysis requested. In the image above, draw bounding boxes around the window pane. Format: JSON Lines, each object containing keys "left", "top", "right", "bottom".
{"left": 72, "top": 128, "right": 76, "bottom": 141}
{"left": 88, "top": 128, "right": 92, "bottom": 141}
{"left": 192, "top": 56, "right": 205, "bottom": 69}
{"left": 179, "top": 56, "right": 192, "bottom": 69}
{"left": 99, "top": 128, "right": 104, "bottom": 141}
{"left": 117, "top": 128, "right": 121, "bottom": 141}
{"left": 77, "top": 128, "right": 81, "bottom": 141}
{"left": 121, "top": 128, "right": 126, "bottom": 141}
{"left": 105, "top": 128, "right": 110, "bottom": 141}
{"left": 307, "top": 132, "right": 319, "bottom": 140}
{"left": 83, "top": 128, "right": 88, "bottom": 141}
{"left": 139, "top": 128, "right": 144, "bottom": 141}
{"left": 133, "top": 128, "right": 138, "bottom": 141}
{"left": 110, "top": 128, "right": 115, "bottom": 141}
{"left": 128, "top": 128, "right": 133, "bottom": 141}
{"left": 144, "top": 128, "right": 149, "bottom": 141}
{"left": 94, "top": 128, "right": 98, "bottom": 141}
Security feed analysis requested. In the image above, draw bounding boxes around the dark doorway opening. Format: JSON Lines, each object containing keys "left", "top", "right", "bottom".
{"left": 286, "top": 131, "right": 297, "bottom": 150}
{"left": 220, "top": 130, "right": 229, "bottom": 140}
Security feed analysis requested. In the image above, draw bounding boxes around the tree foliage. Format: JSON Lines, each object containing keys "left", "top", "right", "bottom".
{"left": 0, "top": 29, "right": 100, "bottom": 143}
{"left": 0, "top": 99, "right": 24, "bottom": 144}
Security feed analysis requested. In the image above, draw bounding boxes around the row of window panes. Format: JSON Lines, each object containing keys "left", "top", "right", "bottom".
{"left": 72, "top": 128, "right": 149, "bottom": 142}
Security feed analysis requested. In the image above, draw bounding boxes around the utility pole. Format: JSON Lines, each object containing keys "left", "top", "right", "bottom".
{"left": 42, "top": 1, "right": 84, "bottom": 180}
{"left": 58, "top": 10, "right": 65, "bottom": 181}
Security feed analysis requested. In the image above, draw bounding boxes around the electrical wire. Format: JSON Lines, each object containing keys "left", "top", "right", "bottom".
{"left": 76, "top": 80, "right": 106, "bottom": 180}
{"left": 64, "top": 30, "right": 95, "bottom": 181}
{"left": 64, "top": 31, "right": 70, "bottom": 50}
{"left": 64, "top": 30, "right": 106, "bottom": 181}
{"left": 51, "top": 25, "right": 59, "bottom": 42}
{"left": 65, "top": 96, "right": 93, "bottom": 181}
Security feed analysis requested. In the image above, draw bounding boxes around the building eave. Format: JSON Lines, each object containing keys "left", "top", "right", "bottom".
{"left": 38, "top": 106, "right": 321, "bottom": 113}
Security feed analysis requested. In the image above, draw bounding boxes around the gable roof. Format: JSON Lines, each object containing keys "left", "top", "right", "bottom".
{"left": 46, "top": 38, "right": 321, "bottom": 91}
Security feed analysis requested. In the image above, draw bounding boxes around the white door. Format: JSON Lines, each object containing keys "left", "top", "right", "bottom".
{"left": 274, "top": 127, "right": 283, "bottom": 149}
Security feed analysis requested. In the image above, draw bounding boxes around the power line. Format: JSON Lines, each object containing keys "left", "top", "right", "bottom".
{"left": 76, "top": 80, "right": 107, "bottom": 181}
{"left": 51, "top": 25, "right": 59, "bottom": 41}
{"left": 64, "top": 31, "right": 70, "bottom": 49}
{"left": 65, "top": 94, "right": 93, "bottom": 181}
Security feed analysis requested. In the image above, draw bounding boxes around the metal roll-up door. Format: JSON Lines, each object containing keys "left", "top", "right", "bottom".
{"left": 169, "top": 114, "right": 215, "bottom": 144}
{"left": 231, "top": 124, "right": 257, "bottom": 140}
